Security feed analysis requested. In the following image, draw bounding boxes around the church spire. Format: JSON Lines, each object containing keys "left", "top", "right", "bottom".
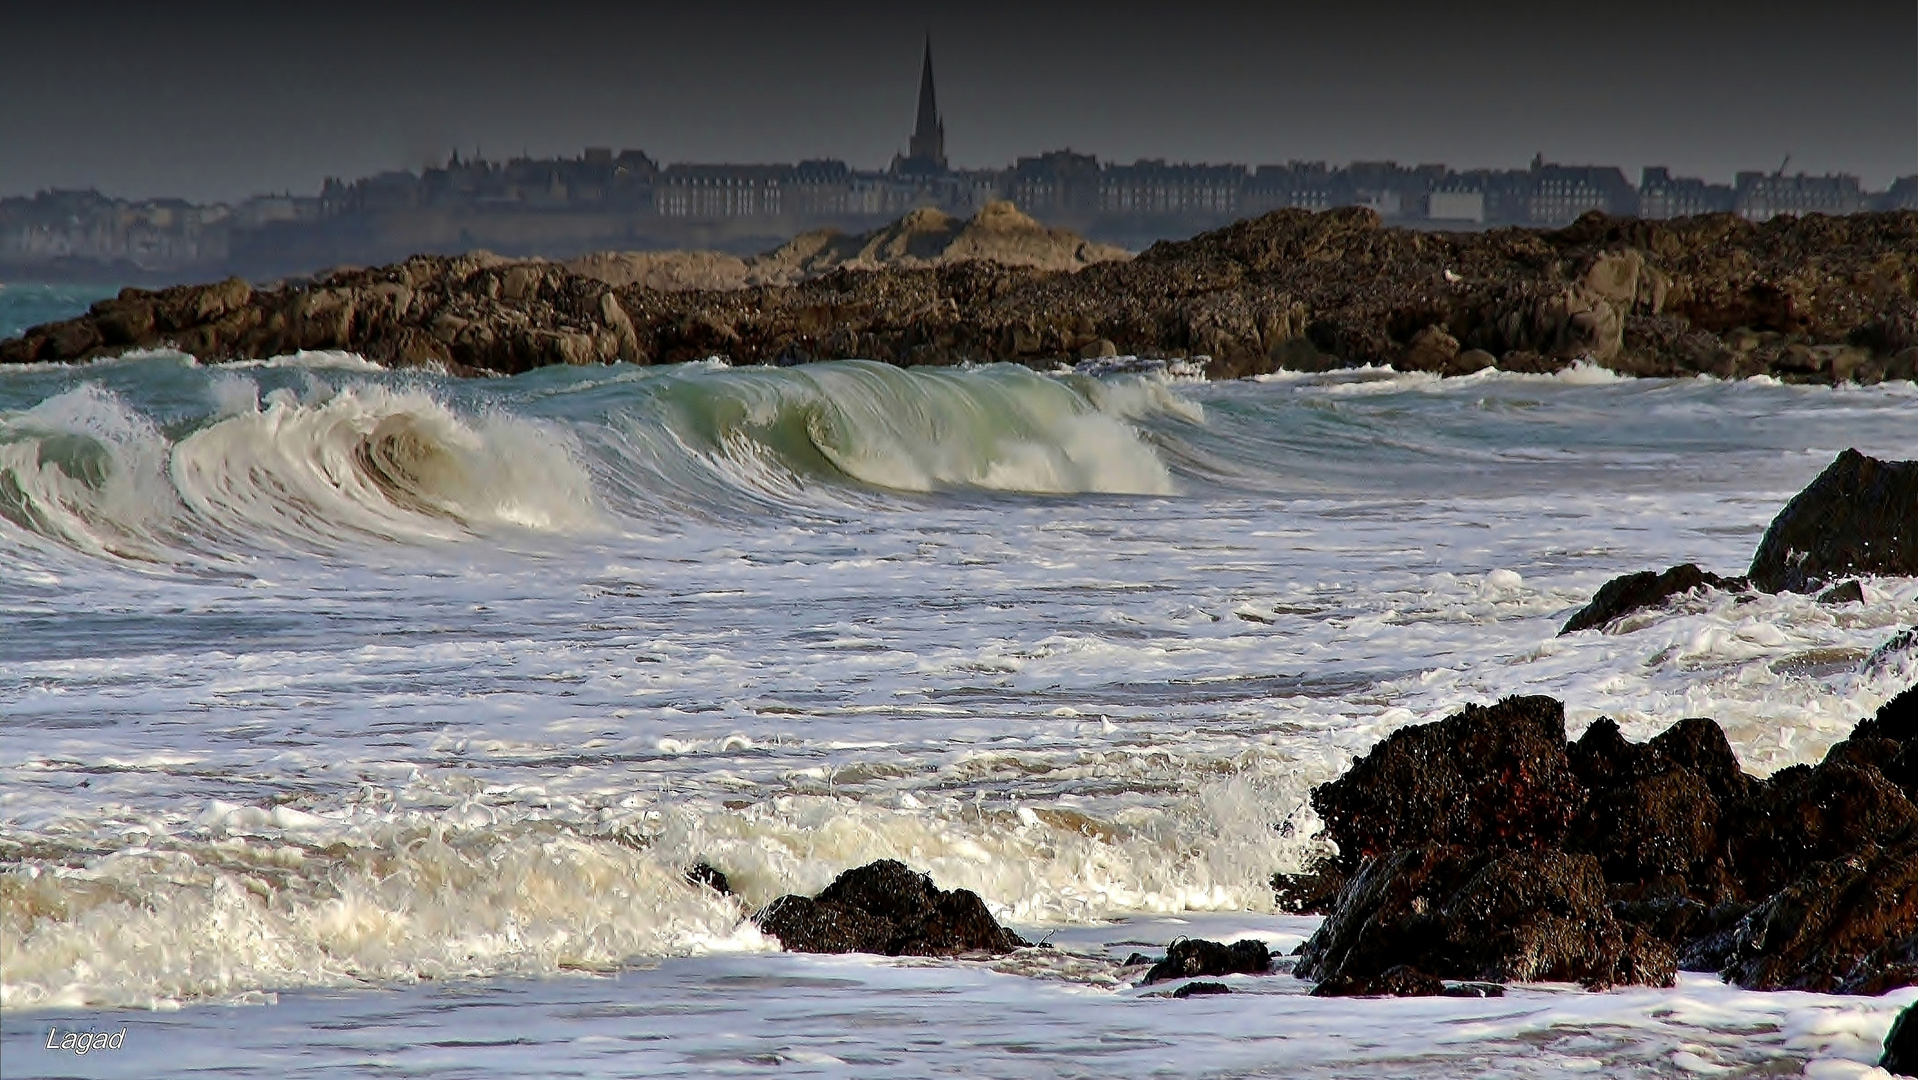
{"left": 905, "top": 35, "right": 946, "bottom": 172}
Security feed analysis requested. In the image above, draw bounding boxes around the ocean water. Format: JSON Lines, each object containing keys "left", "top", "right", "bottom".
{"left": 2, "top": 283, "right": 1916, "bottom": 1077}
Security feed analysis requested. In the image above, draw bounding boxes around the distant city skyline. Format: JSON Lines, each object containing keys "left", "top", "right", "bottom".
{"left": 2, "top": 1, "right": 1915, "bottom": 203}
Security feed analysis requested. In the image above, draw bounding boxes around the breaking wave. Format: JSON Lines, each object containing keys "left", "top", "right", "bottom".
{"left": 0, "top": 359, "right": 1194, "bottom": 560}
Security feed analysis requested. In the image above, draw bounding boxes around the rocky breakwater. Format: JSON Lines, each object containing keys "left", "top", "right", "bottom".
{"left": 1278, "top": 685, "right": 1918, "bottom": 998}
{"left": 5, "top": 208, "right": 1917, "bottom": 381}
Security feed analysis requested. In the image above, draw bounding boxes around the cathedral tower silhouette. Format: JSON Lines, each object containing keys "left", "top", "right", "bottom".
{"left": 896, "top": 36, "right": 947, "bottom": 175}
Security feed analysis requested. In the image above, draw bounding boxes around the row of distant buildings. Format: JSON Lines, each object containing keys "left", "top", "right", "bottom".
{"left": 9, "top": 156, "right": 1912, "bottom": 281}
{"left": 4, "top": 40, "right": 1915, "bottom": 281}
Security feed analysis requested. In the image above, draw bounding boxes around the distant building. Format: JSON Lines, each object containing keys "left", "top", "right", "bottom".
{"left": 892, "top": 38, "right": 948, "bottom": 176}
{"left": 1637, "top": 167, "right": 1735, "bottom": 219}
{"left": 1523, "top": 157, "right": 1636, "bottom": 225}
{"left": 1880, "top": 176, "right": 1918, "bottom": 211}
{"left": 1099, "top": 161, "right": 1245, "bottom": 217}
{"left": 1735, "top": 171, "right": 1865, "bottom": 221}
{"left": 1427, "top": 189, "right": 1485, "bottom": 224}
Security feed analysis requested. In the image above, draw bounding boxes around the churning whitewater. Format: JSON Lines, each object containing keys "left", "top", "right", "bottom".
{"left": 3, "top": 326, "right": 1916, "bottom": 1076}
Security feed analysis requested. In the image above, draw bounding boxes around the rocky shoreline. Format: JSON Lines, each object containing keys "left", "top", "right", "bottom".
{"left": 4, "top": 207, "right": 1916, "bottom": 382}
{"left": 690, "top": 451, "right": 1917, "bottom": 1068}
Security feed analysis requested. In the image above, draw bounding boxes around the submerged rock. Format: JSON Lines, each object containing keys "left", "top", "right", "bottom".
{"left": 1558, "top": 564, "right": 1743, "bottom": 635}
{"left": 753, "top": 860, "right": 1027, "bottom": 957}
{"left": 1310, "top": 964, "right": 1445, "bottom": 997}
{"left": 1747, "top": 450, "right": 1918, "bottom": 594}
{"left": 1141, "top": 938, "right": 1273, "bottom": 984}
{"left": 1168, "top": 981, "right": 1234, "bottom": 998}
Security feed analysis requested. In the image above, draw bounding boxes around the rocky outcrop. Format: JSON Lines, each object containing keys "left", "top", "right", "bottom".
{"left": 1558, "top": 564, "right": 1745, "bottom": 635}
{"left": 1309, "top": 695, "right": 1585, "bottom": 871}
{"left": 1747, "top": 449, "right": 1918, "bottom": 594}
{"left": 752, "top": 859, "right": 1026, "bottom": 956}
{"left": 1560, "top": 451, "right": 1916, "bottom": 634}
{"left": 1287, "top": 686, "right": 1918, "bottom": 996}
{"left": 7, "top": 208, "right": 1918, "bottom": 381}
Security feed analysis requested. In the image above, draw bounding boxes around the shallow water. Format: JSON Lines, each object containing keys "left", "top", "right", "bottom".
{"left": 2, "top": 294, "right": 1915, "bottom": 1075}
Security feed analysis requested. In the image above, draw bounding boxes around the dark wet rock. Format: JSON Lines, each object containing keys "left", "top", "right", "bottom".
{"left": 1559, "top": 564, "right": 1743, "bottom": 635}
{"left": 9, "top": 210, "right": 1918, "bottom": 383}
{"left": 1565, "top": 716, "right": 1750, "bottom": 908}
{"left": 1271, "top": 860, "right": 1348, "bottom": 915}
{"left": 1747, "top": 450, "right": 1918, "bottom": 595}
{"left": 1169, "top": 981, "right": 1234, "bottom": 998}
{"left": 1726, "top": 761, "right": 1918, "bottom": 899}
{"left": 1141, "top": 938, "right": 1273, "bottom": 984}
{"left": 1721, "top": 836, "right": 1918, "bottom": 993}
{"left": 1441, "top": 981, "right": 1508, "bottom": 998}
{"left": 1310, "top": 964, "right": 1445, "bottom": 997}
{"left": 1819, "top": 580, "right": 1867, "bottom": 605}
{"left": 1295, "top": 845, "right": 1676, "bottom": 990}
{"left": 685, "top": 862, "right": 732, "bottom": 895}
{"left": 753, "top": 859, "right": 1026, "bottom": 957}
{"left": 1292, "top": 690, "right": 1918, "bottom": 996}
{"left": 1310, "top": 695, "right": 1584, "bottom": 871}
{"left": 1885, "top": 1002, "right": 1918, "bottom": 1076}
{"left": 1851, "top": 683, "right": 1918, "bottom": 747}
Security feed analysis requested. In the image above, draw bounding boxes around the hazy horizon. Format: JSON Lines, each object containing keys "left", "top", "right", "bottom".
{"left": 2, "top": 0, "right": 1915, "bottom": 203}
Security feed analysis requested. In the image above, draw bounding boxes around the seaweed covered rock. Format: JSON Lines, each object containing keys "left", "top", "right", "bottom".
{"left": 1141, "top": 938, "right": 1273, "bottom": 984}
{"left": 1294, "top": 845, "right": 1676, "bottom": 989}
{"left": 1747, "top": 450, "right": 1918, "bottom": 594}
{"left": 1310, "top": 695, "right": 1584, "bottom": 871}
{"left": 1558, "top": 564, "right": 1743, "bottom": 635}
{"left": 753, "top": 860, "right": 1027, "bottom": 956}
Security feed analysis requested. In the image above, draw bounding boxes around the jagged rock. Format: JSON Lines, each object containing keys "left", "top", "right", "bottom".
{"left": 1141, "top": 938, "right": 1273, "bottom": 984}
{"left": 1885, "top": 1003, "right": 1918, "bottom": 1075}
{"left": 7, "top": 210, "right": 1918, "bottom": 382}
{"left": 1272, "top": 861, "right": 1348, "bottom": 915}
{"left": 753, "top": 860, "right": 1026, "bottom": 956}
{"left": 1559, "top": 564, "right": 1743, "bottom": 635}
{"left": 1721, "top": 836, "right": 1918, "bottom": 993}
{"left": 1293, "top": 689, "right": 1918, "bottom": 996}
{"left": 1309, "top": 695, "right": 1584, "bottom": 872}
{"left": 1295, "top": 845, "right": 1676, "bottom": 990}
{"left": 1565, "top": 715, "right": 1750, "bottom": 908}
{"left": 1727, "top": 760, "right": 1918, "bottom": 899}
{"left": 1747, "top": 450, "right": 1918, "bottom": 594}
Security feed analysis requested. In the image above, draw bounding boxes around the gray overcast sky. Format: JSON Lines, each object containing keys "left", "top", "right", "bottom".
{"left": 2, "top": 1, "right": 1915, "bottom": 202}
